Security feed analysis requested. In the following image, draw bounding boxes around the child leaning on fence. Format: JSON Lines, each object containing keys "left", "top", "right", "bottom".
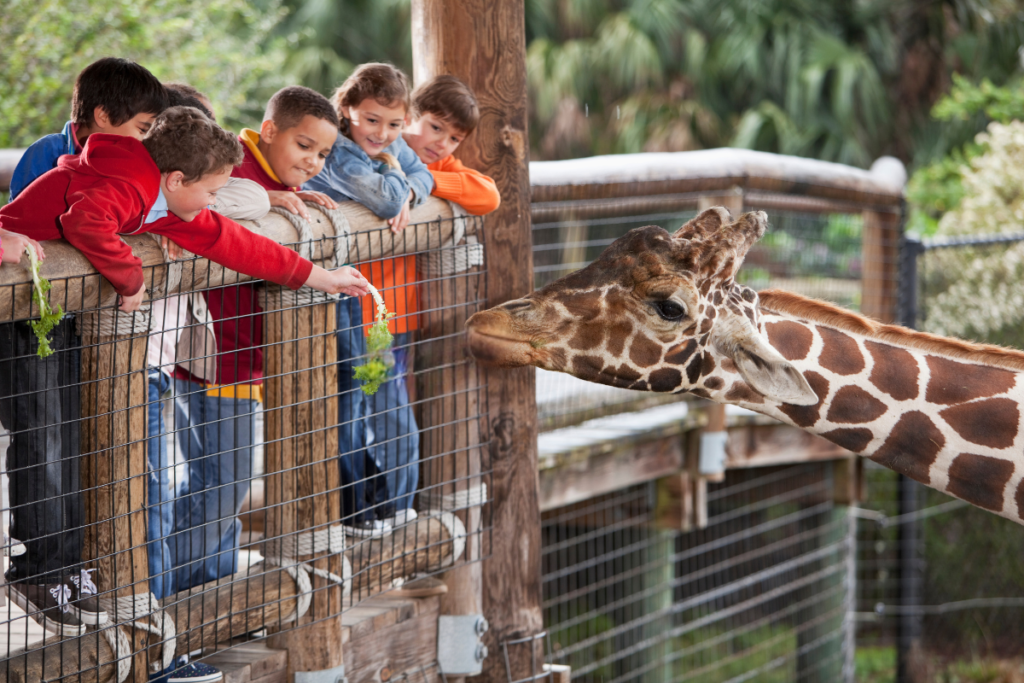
{"left": 304, "top": 63, "right": 434, "bottom": 537}
{"left": 166, "top": 85, "right": 346, "bottom": 596}
{"left": 0, "top": 106, "right": 369, "bottom": 637}
{"left": 144, "top": 84, "right": 271, "bottom": 614}
{"left": 0, "top": 56, "right": 167, "bottom": 638}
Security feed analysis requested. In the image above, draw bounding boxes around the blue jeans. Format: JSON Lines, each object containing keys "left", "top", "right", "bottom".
{"left": 336, "top": 297, "right": 374, "bottom": 523}
{"left": 366, "top": 333, "right": 419, "bottom": 513}
{"left": 171, "top": 378, "right": 256, "bottom": 591}
{"left": 146, "top": 371, "right": 176, "bottom": 599}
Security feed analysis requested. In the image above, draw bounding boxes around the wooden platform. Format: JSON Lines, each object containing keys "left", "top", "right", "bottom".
{"left": 538, "top": 400, "right": 854, "bottom": 512}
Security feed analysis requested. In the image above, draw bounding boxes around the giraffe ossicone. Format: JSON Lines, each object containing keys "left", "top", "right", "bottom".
{"left": 467, "top": 207, "right": 1024, "bottom": 525}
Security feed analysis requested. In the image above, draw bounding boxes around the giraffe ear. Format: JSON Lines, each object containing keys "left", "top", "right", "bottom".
{"left": 732, "top": 345, "right": 819, "bottom": 406}
{"left": 713, "top": 315, "right": 818, "bottom": 406}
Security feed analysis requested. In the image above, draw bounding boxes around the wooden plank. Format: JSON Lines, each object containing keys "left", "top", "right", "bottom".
{"left": 343, "top": 598, "right": 442, "bottom": 683}
{"left": 861, "top": 209, "right": 901, "bottom": 323}
{"left": 723, "top": 423, "right": 852, "bottom": 468}
{"left": 410, "top": 0, "right": 541, "bottom": 680}
{"left": 539, "top": 432, "right": 683, "bottom": 512}
{"left": 655, "top": 472, "right": 693, "bottom": 532}
{"left": 79, "top": 329, "right": 151, "bottom": 682}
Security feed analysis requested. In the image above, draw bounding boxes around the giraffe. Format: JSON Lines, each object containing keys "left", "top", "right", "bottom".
{"left": 466, "top": 207, "right": 1024, "bottom": 525}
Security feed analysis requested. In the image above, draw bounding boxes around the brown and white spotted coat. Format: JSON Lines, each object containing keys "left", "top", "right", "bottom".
{"left": 466, "top": 208, "right": 1024, "bottom": 525}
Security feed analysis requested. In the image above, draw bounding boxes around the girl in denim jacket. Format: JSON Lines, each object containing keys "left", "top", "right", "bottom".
{"left": 304, "top": 63, "right": 432, "bottom": 537}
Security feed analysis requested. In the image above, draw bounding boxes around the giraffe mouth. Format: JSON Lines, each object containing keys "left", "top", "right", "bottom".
{"left": 465, "top": 327, "right": 537, "bottom": 368}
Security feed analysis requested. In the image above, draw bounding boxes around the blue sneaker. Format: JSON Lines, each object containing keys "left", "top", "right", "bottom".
{"left": 151, "top": 657, "right": 223, "bottom": 683}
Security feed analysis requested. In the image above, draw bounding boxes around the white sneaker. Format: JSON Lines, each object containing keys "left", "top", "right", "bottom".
{"left": 343, "top": 519, "right": 393, "bottom": 538}
{"left": 389, "top": 509, "right": 418, "bottom": 526}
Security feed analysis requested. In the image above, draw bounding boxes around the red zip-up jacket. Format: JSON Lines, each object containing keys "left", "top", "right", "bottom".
{"left": 0, "top": 134, "right": 312, "bottom": 298}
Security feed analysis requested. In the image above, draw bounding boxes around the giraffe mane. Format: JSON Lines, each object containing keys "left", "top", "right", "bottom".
{"left": 758, "top": 289, "right": 1024, "bottom": 373}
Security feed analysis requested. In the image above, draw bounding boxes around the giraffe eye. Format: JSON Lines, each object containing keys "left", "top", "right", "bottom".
{"left": 654, "top": 300, "right": 687, "bottom": 321}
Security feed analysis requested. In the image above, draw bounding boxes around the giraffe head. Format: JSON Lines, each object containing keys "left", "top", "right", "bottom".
{"left": 466, "top": 207, "right": 818, "bottom": 405}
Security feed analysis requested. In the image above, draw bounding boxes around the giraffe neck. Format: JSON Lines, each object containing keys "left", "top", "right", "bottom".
{"left": 703, "top": 293, "right": 1024, "bottom": 525}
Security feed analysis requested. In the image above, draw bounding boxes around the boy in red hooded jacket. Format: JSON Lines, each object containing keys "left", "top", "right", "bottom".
{"left": 0, "top": 106, "right": 367, "bottom": 635}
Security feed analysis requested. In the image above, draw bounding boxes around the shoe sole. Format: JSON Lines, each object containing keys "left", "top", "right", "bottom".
{"left": 167, "top": 674, "right": 223, "bottom": 683}
{"left": 69, "top": 605, "right": 109, "bottom": 625}
{"left": 6, "top": 586, "right": 85, "bottom": 637}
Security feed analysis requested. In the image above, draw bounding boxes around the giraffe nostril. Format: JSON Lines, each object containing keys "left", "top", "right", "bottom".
{"left": 503, "top": 300, "right": 533, "bottom": 313}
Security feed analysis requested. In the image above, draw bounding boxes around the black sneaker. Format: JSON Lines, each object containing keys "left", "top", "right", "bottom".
{"left": 7, "top": 582, "right": 85, "bottom": 636}
{"left": 67, "top": 570, "right": 108, "bottom": 625}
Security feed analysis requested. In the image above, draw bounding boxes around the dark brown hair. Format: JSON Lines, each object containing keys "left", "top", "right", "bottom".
{"left": 412, "top": 75, "right": 480, "bottom": 134}
{"left": 142, "top": 106, "right": 243, "bottom": 183}
{"left": 332, "top": 63, "right": 411, "bottom": 134}
{"left": 264, "top": 86, "right": 339, "bottom": 131}
{"left": 164, "top": 83, "right": 214, "bottom": 119}
{"left": 71, "top": 57, "right": 167, "bottom": 129}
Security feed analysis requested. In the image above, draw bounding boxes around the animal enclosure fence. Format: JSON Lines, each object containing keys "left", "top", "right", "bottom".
{"left": 530, "top": 150, "right": 904, "bottom": 682}
{"left": 0, "top": 199, "right": 491, "bottom": 682}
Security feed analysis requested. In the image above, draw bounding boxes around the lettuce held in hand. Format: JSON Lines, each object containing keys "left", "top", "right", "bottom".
{"left": 26, "top": 246, "right": 64, "bottom": 358}
{"left": 354, "top": 283, "right": 394, "bottom": 395}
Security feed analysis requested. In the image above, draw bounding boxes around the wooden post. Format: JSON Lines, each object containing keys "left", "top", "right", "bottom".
{"left": 79, "top": 302, "right": 152, "bottom": 682}
{"left": 861, "top": 209, "right": 901, "bottom": 323}
{"left": 411, "top": 2, "right": 543, "bottom": 681}
{"left": 262, "top": 288, "right": 345, "bottom": 679}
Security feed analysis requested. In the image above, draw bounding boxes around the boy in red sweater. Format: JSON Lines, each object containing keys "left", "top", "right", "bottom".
{"left": 168, "top": 86, "right": 344, "bottom": 590}
{"left": 0, "top": 107, "right": 367, "bottom": 630}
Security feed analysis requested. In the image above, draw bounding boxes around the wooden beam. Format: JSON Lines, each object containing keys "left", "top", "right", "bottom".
{"left": 0, "top": 197, "right": 458, "bottom": 324}
{"left": 79, "top": 323, "right": 151, "bottom": 682}
{"left": 861, "top": 208, "right": 901, "bottom": 323}
{"left": 723, "top": 423, "right": 852, "bottom": 469}
{"left": 342, "top": 595, "right": 443, "bottom": 683}
{"left": 411, "top": 1, "right": 542, "bottom": 681}
{"left": 539, "top": 432, "right": 683, "bottom": 512}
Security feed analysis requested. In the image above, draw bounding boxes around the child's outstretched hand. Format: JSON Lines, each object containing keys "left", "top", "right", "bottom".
{"left": 304, "top": 265, "right": 370, "bottom": 298}
{"left": 159, "top": 236, "right": 185, "bottom": 260}
{"left": 0, "top": 230, "right": 44, "bottom": 264}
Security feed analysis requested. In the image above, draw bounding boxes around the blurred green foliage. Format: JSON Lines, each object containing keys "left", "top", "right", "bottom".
{"left": 0, "top": 0, "right": 291, "bottom": 147}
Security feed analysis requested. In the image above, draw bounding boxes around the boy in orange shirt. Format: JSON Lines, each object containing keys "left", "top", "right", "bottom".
{"left": 403, "top": 75, "right": 500, "bottom": 215}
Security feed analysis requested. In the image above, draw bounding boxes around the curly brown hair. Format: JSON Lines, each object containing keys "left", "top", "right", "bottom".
{"left": 331, "top": 63, "right": 411, "bottom": 135}
{"left": 142, "top": 106, "right": 243, "bottom": 183}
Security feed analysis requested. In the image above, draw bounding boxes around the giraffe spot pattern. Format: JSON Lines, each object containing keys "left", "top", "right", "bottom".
{"left": 686, "top": 354, "right": 703, "bottom": 385}
{"left": 567, "top": 324, "right": 605, "bottom": 352}
{"left": 690, "top": 388, "right": 712, "bottom": 399}
{"left": 700, "top": 318, "right": 714, "bottom": 334}
{"left": 725, "top": 381, "right": 764, "bottom": 404}
{"left": 630, "top": 380, "right": 649, "bottom": 391}
{"left": 721, "top": 358, "right": 738, "bottom": 373}
{"left": 924, "top": 356, "right": 1016, "bottom": 405}
{"left": 571, "top": 354, "right": 605, "bottom": 377}
{"left": 614, "top": 364, "right": 643, "bottom": 382}
{"left": 741, "top": 288, "right": 756, "bottom": 302}
{"left": 712, "top": 291, "right": 723, "bottom": 305}
{"left": 939, "top": 398, "right": 1019, "bottom": 449}
{"left": 817, "top": 327, "right": 865, "bottom": 375}
{"left": 870, "top": 411, "right": 944, "bottom": 485}
{"left": 779, "top": 371, "right": 829, "bottom": 427}
{"left": 704, "top": 376, "right": 724, "bottom": 391}
{"left": 766, "top": 321, "right": 813, "bottom": 361}
{"left": 701, "top": 353, "right": 716, "bottom": 376}
{"left": 629, "top": 334, "right": 662, "bottom": 368}
{"left": 821, "top": 428, "right": 873, "bottom": 453}
{"left": 826, "top": 386, "right": 887, "bottom": 424}
{"left": 546, "top": 347, "right": 568, "bottom": 371}
{"left": 866, "top": 341, "right": 919, "bottom": 401}
{"left": 665, "top": 340, "right": 698, "bottom": 366}
{"left": 649, "top": 367, "right": 683, "bottom": 392}
{"left": 946, "top": 453, "right": 1014, "bottom": 512}
{"left": 606, "top": 321, "right": 632, "bottom": 357}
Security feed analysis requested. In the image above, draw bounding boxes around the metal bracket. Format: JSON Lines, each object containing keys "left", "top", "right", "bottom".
{"left": 698, "top": 430, "right": 728, "bottom": 476}
{"left": 437, "top": 614, "right": 489, "bottom": 676}
{"left": 294, "top": 663, "right": 348, "bottom": 683}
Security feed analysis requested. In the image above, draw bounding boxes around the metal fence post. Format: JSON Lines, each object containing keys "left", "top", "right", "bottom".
{"left": 896, "top": 231, "right": 923, "bottom": 683}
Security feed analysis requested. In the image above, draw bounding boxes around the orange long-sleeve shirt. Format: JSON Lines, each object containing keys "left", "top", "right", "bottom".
{"left": 358, "top": 155, "right": 500, "bottom": 333}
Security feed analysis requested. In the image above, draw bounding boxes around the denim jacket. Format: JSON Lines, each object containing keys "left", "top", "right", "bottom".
{"left": 304, "top": 134, "right": 434, "bottom": 219}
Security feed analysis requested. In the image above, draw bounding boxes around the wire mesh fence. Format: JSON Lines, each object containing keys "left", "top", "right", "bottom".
{"left": 543, "top": 463, "right": 854, "bottom": 683}
{"left": 0, "top": 210, "right": 491, "bottom": 681}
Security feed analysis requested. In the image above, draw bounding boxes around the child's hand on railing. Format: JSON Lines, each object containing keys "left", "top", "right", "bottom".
{"left": 295, "top": 190, "right": 339, "bottom": 212}
{"left": 159, "top": 235, "right": 185, "bottom": 260}
{"left": 387, "top": 196, "right": 413, "bottom": 234}
{"left": 304, "top": 265, "right": 370, "bottom": 297}
{"left": 118, "top": 284, "right": 146, "bottom": 312}
{"left": 0, "top": 230, "right": 45, "bottom": 264}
